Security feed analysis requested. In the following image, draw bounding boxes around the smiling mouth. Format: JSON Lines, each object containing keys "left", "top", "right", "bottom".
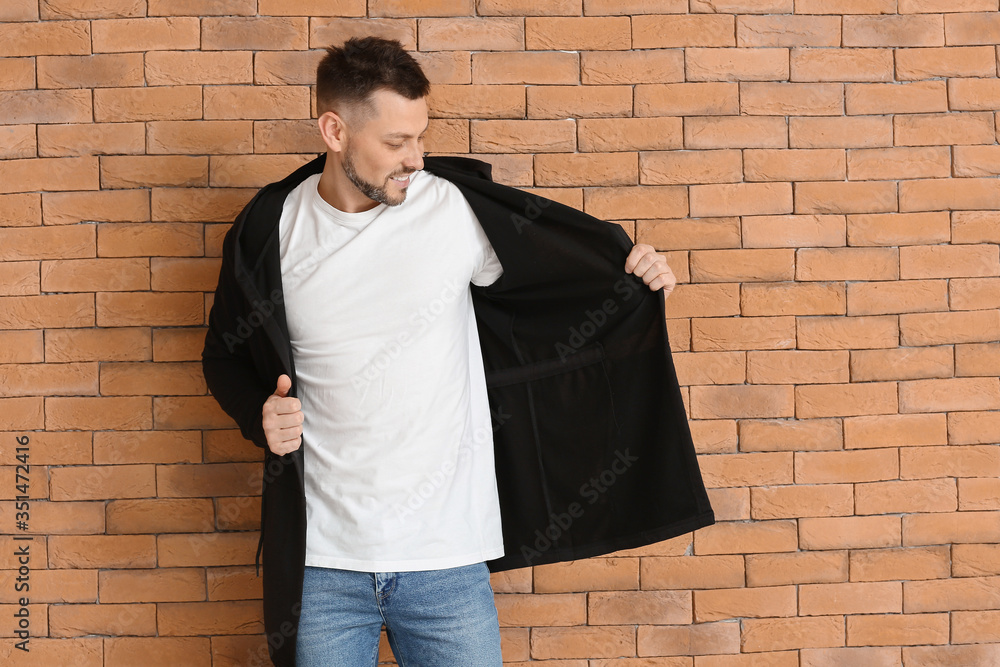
{"left": 389, "top": 171, "right": 415, "bottom": 185}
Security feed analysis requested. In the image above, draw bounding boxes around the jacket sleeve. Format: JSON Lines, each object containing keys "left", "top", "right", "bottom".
{"left": 202, "top": 223, "right": 272, "bottom": 449}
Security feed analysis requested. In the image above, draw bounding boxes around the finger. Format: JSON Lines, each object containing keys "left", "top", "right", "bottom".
{"left": 274, "top": 373, "right": 291, "bottom": 397}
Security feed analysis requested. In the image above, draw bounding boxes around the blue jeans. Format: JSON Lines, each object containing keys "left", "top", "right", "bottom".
{"left": 295, "top": 562, "right": 503, "bottom": 666}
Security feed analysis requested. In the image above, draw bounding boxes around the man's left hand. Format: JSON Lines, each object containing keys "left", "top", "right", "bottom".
{"left": 625, "top": 243, "right": 677, "bottom": 298}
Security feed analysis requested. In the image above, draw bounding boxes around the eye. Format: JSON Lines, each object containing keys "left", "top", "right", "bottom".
{"left": 387, "top": 143, "right": 403, "bottom": 149}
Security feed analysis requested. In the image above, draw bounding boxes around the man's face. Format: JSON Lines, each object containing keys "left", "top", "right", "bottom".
{"left": 339, "top": 89, "right": 428, "bottom": 207}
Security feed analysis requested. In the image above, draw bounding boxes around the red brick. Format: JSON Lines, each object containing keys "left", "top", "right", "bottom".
{"left": 0, "top": 361, "right": 97, "bottom": 397}
{"left": 691, "top": 183, "right": 792, "bottom": 217}
{"left": 640, "top": 150, "right": 742, "bottom": 185}
{"left": 422, "top": 18, "right": 524, "bottom": 52}
{"left": 309, "top": 18, "right": 416, "bottom": 51}
{"left": 746, "top": 551, "right": 847, "bottom": 587}
{"left": 850, "top": 346, "right": 954, "bottom": 382}
{"left": 158, "top": 600, "right": 263, "bottom": 636}
{"left": 0, "top": 293, "right": 94, "bottom": 329}
{"left": 691, "top": 315, "right": 796, "bottom": 351}
{"left": 0, "top": 260, "right": 38, "bottom": 296}
{"left": 37, "top": 53, "right": 143, "bottom": 88}
{"left": 697, "top": 452, "right": 793, "bottom": 488}
{"left": 954, "top": 543, "right": 1000, "bottom": 576}
{"left": 745, "top": 149, "right": 846, "bottom": 182}
{"left": 49, "top": 534, "right": 157, "bottom": 568}
{"left": 38, "top": 122, "right": 145, "bottom": 157}
{"left": 900, "top": 244, "right": 999, "bottom": 278}
{"left": 154, "top": 395, "right": 238, "bottom": 429}
{"left": 0, "top": 330, "right": 43, "bottom": 363}
{"left": 641, "top": 555, "right": 744, "bottom": 590}
{"left": 525, "top": 16, "right": 630, "bottom": 51}
{"left": 94, "top": 430, "right": 201, "bottom": 466}
{"left": 533, "top": 152, "right": 635, "bottom": 187}
{"left": 796, "top": 448, "right": 899, "bottom": 484}
{"left": 742, "top": 83, "right": 844, "bottom": 116}
{"left": 0, "top": 0, "right": 38, "bottom": 20}
{"left": 685, "top": 116, "right": 788, "bottom": 149}
{"left": 41, "top": 258, "right": 148, "bottom": 293}
{"left": 49, "top": 602, "right": 156, "bottom": 637}
{"left": 533, "top": 558, "right": 637, "bottom": 593}
{"left": 742, "top": 615, "right": 845, "bottom": 652}
{"left": 638, "top": 217, "right": 740, "bottom": 250}
{"left": 0, "top": 192, "right": 41, "bottom": 227}
{"left": 690, "top": 419, "right": 739, "bottom": 454}
{"left": 952, "top": 610, "right": 1000, "bottom": 645}
{"left": 495, "top": 593, "right": 585, "bottom": 627}
{"left": 737, "top": 15, "right": 841, "bottom": 47}
{"left": 896, "top": 45, "right": 997, "bottom": 79}
{"left": 844, "top": 413, "right": 948, "bottom": 449}
{"left": 796, "top": 381, "right": 898, "bottom": 418}
{"left": 847, "top": 211, "right": 950, "bottom": 246}
{"left": 846, "top": 81, "right": 947, "bottom": 115}
{"left": 796, "top": 247, "right": 898, "bottom": 281}
{"left": 632, "top": 15, "right": 735, "bottom": 48}
{"left": 902, "top": 445, "right": 1000, "bottom": 481}
{"left": 0, "top": 155, "right": 99, "bottom": 193}
{"left": 428, "top": 84, "right": 524, "bottom": 119}
{"left": 856, "top": 478, "right": 957, "bottom": 515}
{"left": 157, "top": 532, "right": 259, "bottom": 567}
{"left": 797, "top": 315, "right": 899, "bottom": 350}
{"left": 851, "top": 546, "right": 951, "bottom": 582}
{"left": 945, "top": 11, "right": 1000, "bottom": 45}
{"left": 41, "top": 0, "right": 144, "bottom": 19}
{"left": 848, "top": 146, "right": 950, "bottom": 181}
{"left": 637, "top": 621, "right": 740, "bottom": 657}
{"left": 528, "top": 85, "right": 631, "bottom": 119}
{"left": 847, "top": 613, "right": 949, "bottom": 647}
{"left": 104, "top": 637, "right": 211, "bottom": 667}
{"left": 896, "top": 112, "right": 996, "bottom": 147}
{"left": 146, "top": 51, "right": 252, "bottom": 85}
{"left": 43, "top": 190, "right": 150, "bottom": 226}
{"left": 790, "top": 115, "right": 893, "bottom": 149}
{"left": 476, "top": 0, "right": 580, "bottom": 14}
{"left": 846, "top": 279, "right": 948, "bottom": 316}
{"left": 792, "top": 47, "right": 893, "bottom": 82}
{"left": 691, "top": 248, "right": 793, "bottom": 282}
{"left": 588, "top": 590, "right": 691, "bottom": 625}
{"left": 586, "top": 0, "right": 685, "bottom": 13}
{"left": 904, "top": 574, "right": 1000, "bottom": 612}
{"left": 738, "top": 418, "right": 843, "bottom": 452}
{"left": 664, "top": 285, "right": 741, "bottom": 319}
{"left": 153, "top": 328, "right": 207, "bottom": 363}
{"left": 201, "top": 17, "right": 307, "bottom": 50}
{"left": 584, "top": 186, "right": 686, "bottom": 220}
{"left": 901, "top": 310, "right": 1000, "bottom": 346}
{"left": 752, "top": 484, "right": 854, "bottom": 519}
{"left": 686, "top": 47, "right": 788, "bottom": 81}
{"left": 579, "top": 117, "right": 683, "bottom": 152}
{"left": 800, "top": 516, "right": 901, "bottom": 550}
{"left": 204, "top": 85, "right": 311, "bottom": 120}
{"left": 256, "top": 0, "right": 363, "bottom": 15}
{"left": 153, "top": 187, "right": 255, "bottom": 223}
{"left": 795, "top": 181, "right": 897, "bottom": 215}
{"left": 92, "top": 17, "right": 200, "bottom": 52}
{"left": 530, "top": 626, "right": 634, "bottom": 659}
{"left": 147, "top": 121, "right": 252, "bottom": 155}
{"left": 900, "top": 0, "right": 997, "bottom": 10}
{"left": 954, "top": 145, "right": 1000, "bottom": 177}
{"left": 950, "top": 76, "right": 1000, "bottom": 111}
{"left": 742, "top": 282, "right": 846, "bottom": 317}
{"left": 98, "top": 223, "right": 204, "bottom": 257}
{"left": 94, "top": 86, "right": 201, "bottom": 122}
{"left": 747, "top": 350, "right": 849, "bottom": 384}
{"left": 900, "top": 377, "right": 1000, "bottom": 413}
{"left": 473, "top": 52, "right": 577, "bottom": 85}
{"left": 254, "top": 49, "right": 326, "bottom": 85}
{"left": 45, "top": 327, "right": 151, "bottom": 363}
{"left": 0, "top": 20, "right": 91, "bottom": 57}
{"left": 956, "top": 342, "right": 1000, "bottom": 377}
{"left": 844, "top": 14, "right": 944, "bottom": 47}
{"left": 694, "top": 585, "right": 797, "bottom": 622}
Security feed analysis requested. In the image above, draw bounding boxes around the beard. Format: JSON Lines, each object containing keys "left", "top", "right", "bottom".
{"left": 342, "top": 145, "right": 414, "bottom": 207}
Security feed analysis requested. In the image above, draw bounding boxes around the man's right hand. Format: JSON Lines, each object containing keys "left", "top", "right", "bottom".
{"left": 262, "top": 374, "right": 304, "bottom": 455}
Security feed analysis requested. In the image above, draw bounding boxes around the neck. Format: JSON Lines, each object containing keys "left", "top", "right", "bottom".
{"left": 316, "top": 154, "right": 380, "bottom": 214}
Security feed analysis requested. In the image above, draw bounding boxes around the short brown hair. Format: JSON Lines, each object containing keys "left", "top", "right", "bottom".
{"left": 316, "top": 36, "right": 430, "bottom": 120}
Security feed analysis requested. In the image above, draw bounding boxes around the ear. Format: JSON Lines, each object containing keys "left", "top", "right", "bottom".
{"left": 318, "top": 110, "right": 347, "bottom": 153}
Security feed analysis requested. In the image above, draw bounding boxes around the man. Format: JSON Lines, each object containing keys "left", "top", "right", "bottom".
{"left": 203, "top": 36, "right": 713, "bottom": 667}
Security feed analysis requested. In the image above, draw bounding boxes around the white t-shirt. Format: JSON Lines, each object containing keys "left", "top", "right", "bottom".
{"left": 277, "top": 169, "right": 505, "bottom": 572}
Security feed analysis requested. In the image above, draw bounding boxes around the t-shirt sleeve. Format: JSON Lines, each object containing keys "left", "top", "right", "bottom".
{"left": 471, "top": 220, "right": 504, "bottom": 287}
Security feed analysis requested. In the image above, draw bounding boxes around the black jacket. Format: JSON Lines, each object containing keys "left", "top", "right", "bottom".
{"left": 202, "top": 153, "right": 714, "bottom": 666}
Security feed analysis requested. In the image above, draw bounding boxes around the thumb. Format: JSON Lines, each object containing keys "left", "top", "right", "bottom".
{"left": 274, "top": 374, "right": 291, "bottom": 398}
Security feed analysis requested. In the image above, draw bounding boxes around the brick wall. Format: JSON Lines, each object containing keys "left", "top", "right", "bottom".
{"left": 2, "top": 1, "right": 1000, "bottom": 665}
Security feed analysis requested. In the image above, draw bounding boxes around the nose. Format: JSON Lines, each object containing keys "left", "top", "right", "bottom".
{"left": 403, "top": 141, "right": 423, "bottom": 172}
